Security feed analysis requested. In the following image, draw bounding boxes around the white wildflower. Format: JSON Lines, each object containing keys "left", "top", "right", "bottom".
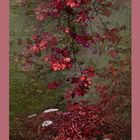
{"left": 43, "top": 108, "right": 59, "bottom": 113}
{"left": 41, "top": 120, "right": 53, "bottom": 127}
{"left": 28, "top": 114, "right": 37, "bottom": 118}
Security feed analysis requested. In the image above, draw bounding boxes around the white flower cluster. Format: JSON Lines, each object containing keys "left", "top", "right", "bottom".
{"left": 28, "top": 114, "right": 37, "bottom": 118}
{"left": 43, "top": 108, "right": 59, "bottom": 113}
{"left": 41, "top": 120, "right": 53, "bottom": 127}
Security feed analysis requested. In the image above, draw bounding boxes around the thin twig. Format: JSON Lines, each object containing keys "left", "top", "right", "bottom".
{"left": 92, "top": 1, "right": 108, "bottom": 30}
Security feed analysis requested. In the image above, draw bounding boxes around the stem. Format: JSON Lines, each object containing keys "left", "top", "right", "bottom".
{"left": 92, "top": 1, "right": 108, "bottom": 30}
{"left": 67, "top": 12, "right": 83, "bottom": 76}
{"left": 72, "top": 41, "right": 82, "bottom": 76}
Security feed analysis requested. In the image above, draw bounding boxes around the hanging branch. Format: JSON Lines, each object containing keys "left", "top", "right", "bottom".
{"left": 92, "top": 1, "right": 108, "bottom": 30}
{"left": 67, "top": 10, "right": 83, "bottom": 76}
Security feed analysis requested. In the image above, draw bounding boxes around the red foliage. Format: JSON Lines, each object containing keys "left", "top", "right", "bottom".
{"left": 66, "top": 75, "right": 92, "bottom": 99}
{"left": 102, "top": 28, "right": 121, "bottom": 44}
{"left": 44, "top": 47, "right": 73, "bottom": 71}
{"left": 17, "top": 96, "right": 130, "bottom": 140}
{"left": 15, "top": 0, "right": 131, "bottom": 139}
{"left": 47, "top": 81, "right": 61, "bottom": 90}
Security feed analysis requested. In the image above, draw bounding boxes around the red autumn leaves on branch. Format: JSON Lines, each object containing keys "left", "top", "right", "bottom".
{"left": 44, "top": 47, "right": 72, "bottom": 71}
{"left": 15, "top": 0, "right": 131, "bottom": 139}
